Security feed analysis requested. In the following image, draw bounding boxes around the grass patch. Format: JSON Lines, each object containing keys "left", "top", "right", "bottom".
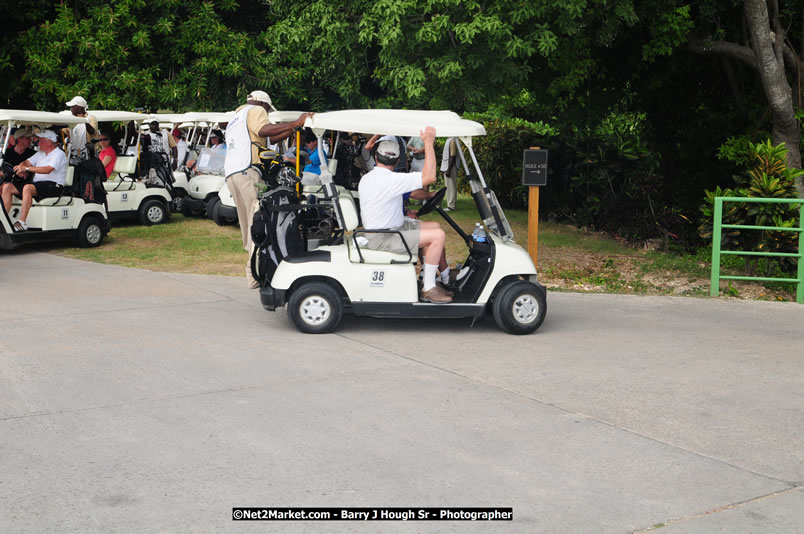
{"left": 43, "top": 194, "right": 796, "bottom": 302}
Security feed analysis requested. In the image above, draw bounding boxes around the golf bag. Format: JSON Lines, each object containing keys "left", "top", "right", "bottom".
{"left": 73, "top": 156, "right": 108, "bottom": 206}
{"left": 250, "top": 185, "right": 307, "bottom": 285}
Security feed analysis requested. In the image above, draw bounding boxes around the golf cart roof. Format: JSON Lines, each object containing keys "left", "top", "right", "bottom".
{"left": 303, "top": 109, "right": 485, "bottom": 137}
{"left": 269, "top": 111, "right": 306, "bottom": 124}
{"left": 148, "top": 113, "right": 196, "bottom": 125}
{"left": 183, "top": 111, "right": 234, "bottom": 123}
{"left": 59, "top": 109, "right": 147, "bottom": 123}
{"left": 0, "top": 109, "right": 88, "bottom": 126}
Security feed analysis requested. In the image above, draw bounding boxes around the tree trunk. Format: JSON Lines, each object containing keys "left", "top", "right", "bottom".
{"left": 744, "top": 0, "right": 803, "bottom": 195}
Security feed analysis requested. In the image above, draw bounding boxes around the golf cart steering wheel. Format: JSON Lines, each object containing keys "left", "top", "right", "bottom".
{"left": 416, "top": 187, "right": 447, "bottom": 217}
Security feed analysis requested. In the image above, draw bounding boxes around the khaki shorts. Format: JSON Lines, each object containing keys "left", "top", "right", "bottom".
{"left": 365, "top": 218, "right": 420, "bottom": 254}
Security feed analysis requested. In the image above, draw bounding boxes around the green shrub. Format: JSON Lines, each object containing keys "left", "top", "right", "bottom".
{"left": 700, "top": 140, "right": 802, "bottom": 275}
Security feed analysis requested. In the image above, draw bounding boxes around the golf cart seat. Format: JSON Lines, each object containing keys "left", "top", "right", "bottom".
{"left": 108, "top": 155, "right": 137, "bottom": 181}
{"left": 338, "top": 193, "right": 415, "bottom": 264}
{"left": 13, "top": 167, "right": 75, "bottom": 206}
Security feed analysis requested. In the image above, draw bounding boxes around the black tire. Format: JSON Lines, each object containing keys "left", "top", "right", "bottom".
{"left": 75, "top": 216, "right": 105, "bottom": 248}
{"left": 206, "top": 195, "right": 220, "bottom": 220}
{"left": 492, "top": 280, "right": 546, "bottom": 335}
{"left": 180, "top": 198, "right": 204, "bottom": 217}
{"left": 212, "top": 200, "right": 238, "bottom": 226}
{"left": 287, "top": 282, "right": 343, "bottom": 334}
{"left": 139, "top": 199, "right": 169, "bottom": 225}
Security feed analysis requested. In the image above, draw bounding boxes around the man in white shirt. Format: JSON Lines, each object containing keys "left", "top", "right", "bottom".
{"left": 6, "top": 130, "right": 68, "bottom": 231}
{"left": 65, "top": 96, "right": 98, "bottom": 164}
{"left": 173, "top": 129, "right": 188, "bottom": 168}
{"left": 358, "top": 126, "right": 452, "bottom": 303}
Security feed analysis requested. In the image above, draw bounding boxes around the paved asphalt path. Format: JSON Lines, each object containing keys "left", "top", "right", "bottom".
{"left": 1, "top": 251, "right": 802, "bottom": 533}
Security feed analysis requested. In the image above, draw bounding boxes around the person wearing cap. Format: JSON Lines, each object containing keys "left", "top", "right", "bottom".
{"left": 224, "top": 90, "right": 312, "bottom": 288}
{"left": 1, "top": 129, "right": 36, "bottom": 184}
{"left": 358, "top": 126, "right": 453, "bottom": 304}
{"left": 2, "top": 130, "right": 67, "bottom": 231}
{"left": 145, "top": 120, "right": 178, "bottom": 167}
{"left": 210, "top": 130, "right": 226, "bottom": 151}
{"left": 300, "top": 129, "right": 328, "bottom": 185}
{"left": 366, "top": 134, "right": 408, "bottom": 173}
{"left": 65, "top": 96, "right": 99, "bottom": 164}
{"left": 173, "top": 129, "right": 188, "bottom": 168}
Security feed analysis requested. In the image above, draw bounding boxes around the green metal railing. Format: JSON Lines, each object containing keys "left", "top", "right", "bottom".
{"left": 710, "top": 196, "right": 804, "bottom": 303}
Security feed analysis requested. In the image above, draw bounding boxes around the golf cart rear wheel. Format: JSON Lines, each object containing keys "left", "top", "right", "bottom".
{"left": 492, "top": 280, "right": 546, "bottom": 335}
{"left": 75, "top": 216, "right": 104, "bottom": 248}
{"left": 180, "top": 199, "right": 203, "bottom": 217}
{"left": 139, "top": 199, "right": 169, "bottom": 225}
{"left": 206, "top": 196, "right": 220, "bottom": 220}
{"left": 288, "top": 282, "right": 343, "bottom": 334}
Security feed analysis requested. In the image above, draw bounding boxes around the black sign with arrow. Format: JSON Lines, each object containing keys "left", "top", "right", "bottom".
{"left": 521, "top": 149, "right": 548, "bottom": 186}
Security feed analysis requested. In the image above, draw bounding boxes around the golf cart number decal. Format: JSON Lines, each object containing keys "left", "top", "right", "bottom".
{"left": 61, "top": 208, "right": 69, "bottom": 219}
{"left": 121, "top": 193, "right": 128, "bottom": 202}
{"left": 370, "top": 270, "right": 385, "bottom": 287}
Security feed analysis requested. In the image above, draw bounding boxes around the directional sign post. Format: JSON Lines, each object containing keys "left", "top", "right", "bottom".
{"left": 522, "top": 149, "right": 548, "bottom": 267}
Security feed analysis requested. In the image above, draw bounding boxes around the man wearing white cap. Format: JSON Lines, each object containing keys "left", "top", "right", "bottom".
{"left": 4, "top": 130, "right": 67, "bottom": 231}
{"left": 358, "top": 126, "right": 453, "bottom": 304}
{"left": 65, "top": 96, "right": 98, "bottom": 164}
{"left": 225, "top": 90, "right": 312, "bottom": 288}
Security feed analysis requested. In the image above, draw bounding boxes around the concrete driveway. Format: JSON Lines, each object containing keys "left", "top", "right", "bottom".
{"left": 1, "top": 252, "right": 802, "bottom": 532}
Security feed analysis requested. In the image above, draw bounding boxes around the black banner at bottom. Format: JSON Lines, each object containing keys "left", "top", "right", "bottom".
{"left": 232, "top": 507, "right": 513, "bottom": 521}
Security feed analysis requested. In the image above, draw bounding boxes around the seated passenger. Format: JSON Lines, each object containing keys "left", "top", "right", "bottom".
{"left": 357, "top": 126, "right": 453, "bottom": 303}
{"left": 300, "top": 130, "right": 328, "bottom": 185}
{"left": 3, "top": 130, "right": 68, "bottom": 231}
{"left": 210, "top": 129, "right": 226, "bottom": 151}
{"left": 1, "top": 129, "right": 36, "bottom": 186}
{"left": 96, "top": 132, "right": 117, "bottom": 179}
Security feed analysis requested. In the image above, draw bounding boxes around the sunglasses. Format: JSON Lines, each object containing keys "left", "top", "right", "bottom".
{"left": 100, "top": 137, "right": 110, "bottom": 141}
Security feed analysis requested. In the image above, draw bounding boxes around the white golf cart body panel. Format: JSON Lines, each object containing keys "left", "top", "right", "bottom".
{"left": 0, "top": 110, "right": 110, "bottom": 249}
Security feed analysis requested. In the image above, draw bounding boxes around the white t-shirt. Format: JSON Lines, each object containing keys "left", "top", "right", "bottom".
{"left": 29, "top": 148, "right": 68, "bottom": 185}
{"left": 358, "top": 167, "right": 422, "bottom": 230}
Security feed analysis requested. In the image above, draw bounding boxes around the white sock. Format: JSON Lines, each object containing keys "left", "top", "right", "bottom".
{"left": 423, "top": 263, "right": 438, "bottom": 291}
{"left": 440, "top": 267, "right": 451, "bottom": 284}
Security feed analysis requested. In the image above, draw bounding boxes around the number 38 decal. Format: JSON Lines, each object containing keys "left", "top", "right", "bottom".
{"left": 370, "top": 270, "right": 385, "bottom": 287}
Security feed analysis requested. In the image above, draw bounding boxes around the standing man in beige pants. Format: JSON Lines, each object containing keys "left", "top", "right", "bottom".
{"left": 224, "top": 91, "right": 312, "bottom": 288}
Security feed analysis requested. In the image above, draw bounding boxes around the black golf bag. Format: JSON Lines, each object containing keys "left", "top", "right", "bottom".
{"left": 73, "top": 156, "right": 108, "bottom": 207}
{"left": 250, "top": 186, "right": 307, "bottom": 286}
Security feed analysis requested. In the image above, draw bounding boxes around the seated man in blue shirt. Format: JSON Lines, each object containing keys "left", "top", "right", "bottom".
{"left": 300, "top": 130, "right": 328, "bottom": 185}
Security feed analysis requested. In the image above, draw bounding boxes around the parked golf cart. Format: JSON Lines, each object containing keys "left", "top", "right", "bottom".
{"left": 257, "top": 109, "right": 547, "bottom": 335}
{"left": 82, "top": 110, "right": 173, "bottom": 226}
{"left": 178, "top": 112, "right": 233, "bottom": 218}
{"left": 0, "top": 110, "right": 110, "bottom": 250}
{"left": 213, "top": 111, "right": 309, "bottom": 226}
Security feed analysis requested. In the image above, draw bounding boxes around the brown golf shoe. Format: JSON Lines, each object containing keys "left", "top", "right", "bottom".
{"left": 421, "top": 285, "right": 453, "bottom": 303}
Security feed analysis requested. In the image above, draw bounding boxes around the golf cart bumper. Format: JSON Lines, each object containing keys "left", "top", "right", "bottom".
{"left": 182, "top": 196, "right": 207, "bottom": 212}
{"left": 217, "top": 203, "right": 237, "bottom": 219}
{"left": 260, "top": 284, "right": 286, "bottom": 311}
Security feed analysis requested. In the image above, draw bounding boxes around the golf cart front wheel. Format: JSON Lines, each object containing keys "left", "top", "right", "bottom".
{"left": 288, "top": 282, "right": 343, "bottom": 334}
{"left": 492, "top": 280, "right": 546, "bottom": 335}
{"left": 75, "top": 216, "right": 104, "bottom": 248}
{"left": 139, "top": 199, "right": 169, "bottom": 225}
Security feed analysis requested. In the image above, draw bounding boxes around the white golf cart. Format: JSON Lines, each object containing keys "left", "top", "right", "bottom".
{"left": 258, "top": 109, "right": 547, "bottom": 335}
{"left": 213, "top": 110, "right": 309, "bottom": 226}
{"left": 178, "top": 111, "right": 233, "bottom": 218}
{"left": 0, "top": 110, "right": 110, "bottom": 249}
{"left": 84, "top": 111, "right": 174, "bottom": 225}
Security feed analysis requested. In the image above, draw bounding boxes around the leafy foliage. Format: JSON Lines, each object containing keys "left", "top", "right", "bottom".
{"left": 700, "top": 141, "right": 802, "bottom": 274}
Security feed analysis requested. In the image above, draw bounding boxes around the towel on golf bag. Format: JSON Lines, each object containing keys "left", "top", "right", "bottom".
{"left": 73, "top": 157, "right": 108, "bottom": 205}
{"left": 250, "top": 186, "right": 307, "bottom": 285}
